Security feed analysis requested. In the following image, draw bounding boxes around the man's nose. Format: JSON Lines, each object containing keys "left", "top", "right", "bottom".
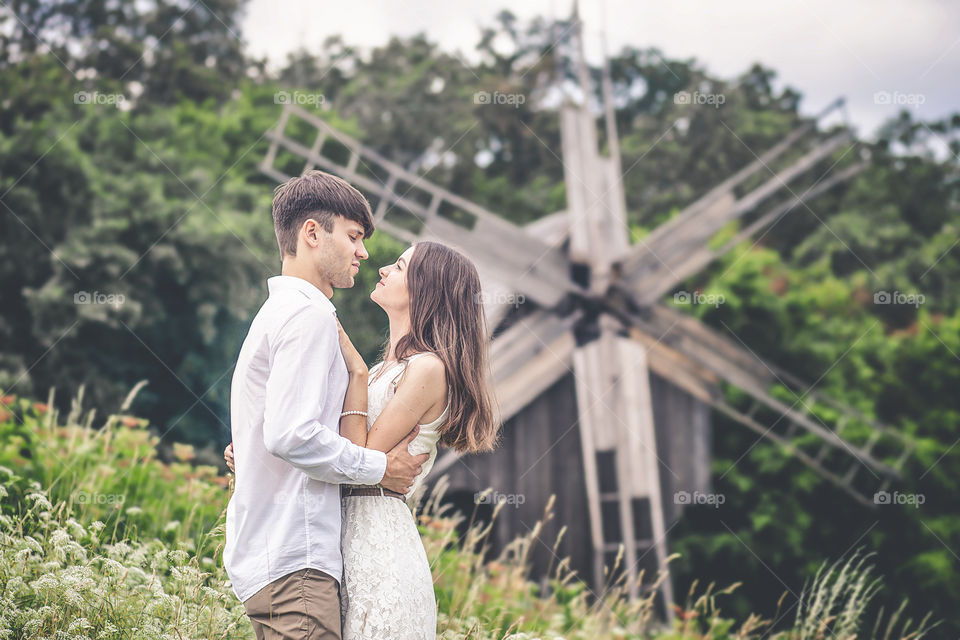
{"left": 356, "top": 241, "right": 369, "bottom": 260}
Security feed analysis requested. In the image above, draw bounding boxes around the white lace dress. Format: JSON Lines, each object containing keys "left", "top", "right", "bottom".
{"left": 340, "top": 353, "right": 447, "bottom": 639}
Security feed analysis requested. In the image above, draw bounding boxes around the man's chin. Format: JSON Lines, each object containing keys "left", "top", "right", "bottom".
{"left": 331, "top": 274, "right": 355, "bottom": 289}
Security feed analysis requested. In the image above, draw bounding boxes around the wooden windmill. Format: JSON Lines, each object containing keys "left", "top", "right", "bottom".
{"left": 257, "top": 12, "right": 915, "bottom": 624}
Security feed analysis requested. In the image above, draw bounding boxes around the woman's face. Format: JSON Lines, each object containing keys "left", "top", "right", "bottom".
{"left": 370, "top": 245, "right": 415, "bottom": 313}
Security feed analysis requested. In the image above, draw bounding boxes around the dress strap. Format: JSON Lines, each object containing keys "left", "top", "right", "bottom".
{"left": 388, "top": 352, "right": 435, "bottom": 390}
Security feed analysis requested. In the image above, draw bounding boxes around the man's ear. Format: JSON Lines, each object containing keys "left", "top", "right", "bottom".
{"left": 301, "top": 218, "right": 322, "bottom": 248}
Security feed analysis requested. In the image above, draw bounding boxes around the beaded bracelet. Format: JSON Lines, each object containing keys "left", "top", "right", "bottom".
{"left": 340, "top": 410, "right": 368, "bottom": 417}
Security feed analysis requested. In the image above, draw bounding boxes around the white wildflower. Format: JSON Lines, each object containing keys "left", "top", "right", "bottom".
{"left": 68, "top": 617, "right": 92, "bottom": 633}
{"left": 25, "top": 491, "right": 52, "bottom": 510}
{"left": 23, "top": 536, "right": 43, "bottom": 555}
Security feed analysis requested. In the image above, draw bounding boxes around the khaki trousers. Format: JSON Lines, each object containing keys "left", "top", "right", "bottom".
{"left": 243, "top": 568, "right": 342, "bottom": 640}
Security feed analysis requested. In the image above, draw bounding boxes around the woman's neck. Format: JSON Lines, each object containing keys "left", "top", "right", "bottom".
{"left": 384, "top": 311, "right": 412, "bottom": 363}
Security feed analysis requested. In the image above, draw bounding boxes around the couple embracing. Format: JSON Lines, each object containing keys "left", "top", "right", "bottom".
{"left": 222, "top": 170, "right": 498, "bottom": 639}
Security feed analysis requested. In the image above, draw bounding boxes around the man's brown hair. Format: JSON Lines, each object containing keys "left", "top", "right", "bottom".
{"left": 272, "top": 170, "right": 375, "bottom": 257}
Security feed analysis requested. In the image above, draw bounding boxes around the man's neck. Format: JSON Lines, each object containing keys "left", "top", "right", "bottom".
{"left": 281, "top": 259, "right": 333, "bottom": 298}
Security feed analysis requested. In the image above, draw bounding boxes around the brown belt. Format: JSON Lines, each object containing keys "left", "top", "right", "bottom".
{"left": 341, "top": 485, "right": 406, "bottom": 501}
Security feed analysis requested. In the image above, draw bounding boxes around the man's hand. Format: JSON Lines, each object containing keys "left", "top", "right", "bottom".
{"left": 224, "top": 441, "right": 235, "bottom": 473}
{"left": 381, "top": 425, "right": 429, "bottom": 494}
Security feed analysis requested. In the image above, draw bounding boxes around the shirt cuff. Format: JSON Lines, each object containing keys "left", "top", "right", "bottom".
{"left": 356, "top": 448, "right": 387, "bottom": 485}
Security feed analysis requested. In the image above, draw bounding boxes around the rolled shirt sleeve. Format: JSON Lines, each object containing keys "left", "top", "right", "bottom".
{"left": 262, "top": 305, "right": 386, "bottom": 485}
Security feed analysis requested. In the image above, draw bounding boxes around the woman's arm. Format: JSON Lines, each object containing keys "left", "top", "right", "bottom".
{"left": 365, "top": 354, "right": 447, "bottom": 453}
{"left": 339, "top": 371, "right": 368, "bottom": 447}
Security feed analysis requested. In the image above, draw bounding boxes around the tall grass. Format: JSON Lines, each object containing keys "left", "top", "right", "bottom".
{"left": 0, "top": 388, "right": 938, "bottom": 639}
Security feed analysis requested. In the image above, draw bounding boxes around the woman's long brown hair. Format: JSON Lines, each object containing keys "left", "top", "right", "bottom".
{"left": 382, "top": 241, "right": 499, "bottom": 453}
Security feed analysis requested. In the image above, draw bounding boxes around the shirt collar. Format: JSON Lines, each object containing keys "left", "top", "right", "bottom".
{"left": 267, "top": 275, "right": 337, "bottom": 314}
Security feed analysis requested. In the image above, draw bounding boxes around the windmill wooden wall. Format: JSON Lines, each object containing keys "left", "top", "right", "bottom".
{"left": 428, "top": 368, "right": 711, "bottom": 594}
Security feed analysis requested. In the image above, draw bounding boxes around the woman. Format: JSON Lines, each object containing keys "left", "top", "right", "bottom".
{"left": 225, "top": 240, "right": 498, "bottom": 639}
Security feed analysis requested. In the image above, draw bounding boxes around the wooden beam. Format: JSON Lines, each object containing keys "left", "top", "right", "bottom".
{"left": 633, "top": 161, "right": 867, "bottom": 305}
{"left": 633, "top": 305, "right": 905, "bottom": 478}
{"left": 615, "top": 335, "right": 675, "bottom": 607}
{"left": 623, "top": 130, "right": 855, "bottom": 298}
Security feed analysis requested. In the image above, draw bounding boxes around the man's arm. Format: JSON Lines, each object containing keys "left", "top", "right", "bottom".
{"left": 262, "top": 305, "right": 385, "bottom": 485}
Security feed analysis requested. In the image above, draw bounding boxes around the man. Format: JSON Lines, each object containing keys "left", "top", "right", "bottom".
{"left": 223, "top": 170, "right": 428, "bottom": 639}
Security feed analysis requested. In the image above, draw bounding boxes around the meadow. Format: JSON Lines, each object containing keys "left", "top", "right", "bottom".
{"left": 0, "top": 387, "right": 937, "bottom": 639}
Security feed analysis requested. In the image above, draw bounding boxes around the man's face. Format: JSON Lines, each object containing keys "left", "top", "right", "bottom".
{"left": 316, "top": 216, "right": 368, "bottom": 289}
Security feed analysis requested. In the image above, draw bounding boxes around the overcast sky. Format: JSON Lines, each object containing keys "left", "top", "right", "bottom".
{"left": 242, "top": 0, "right": 959, "bottom": 141}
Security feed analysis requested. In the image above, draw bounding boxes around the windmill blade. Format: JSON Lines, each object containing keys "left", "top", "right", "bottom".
{"left": 571, "top": 316, "right": 674, "bottom": 617}
{"left": 622, "top": 128, "right": 856, "bottom": 302}
{"left": 630, "top": 161, "right": 867, "bottom": 305}
{"left": 627, "top": 305, "right": 915, "bottom": 506}
{"left": 259, "top": 104, "right": 581, "bottom": 308}
{"left": 621, "top": 99, "right": 844, "bottom": 274}
{"left": 490, "top": 309, "right": 580, "bottom": 423}
{"left": 482, "top": 211, "right": 573, "bottom": 332}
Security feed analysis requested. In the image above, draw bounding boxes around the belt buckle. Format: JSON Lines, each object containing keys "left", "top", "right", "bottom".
{"left": 377, "top": 484, "right": 385, "bottom": 497}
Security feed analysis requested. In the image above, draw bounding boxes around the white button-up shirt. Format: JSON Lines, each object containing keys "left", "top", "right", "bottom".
{"left": 223, "top": 275, "right": 387, "bottom": 603}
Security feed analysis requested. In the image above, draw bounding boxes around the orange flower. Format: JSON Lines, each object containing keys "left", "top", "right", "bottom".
{"left": 1, "top": 395, "right": 15, "bottom": 406}
{"left": 0, "top": 410, "right": 11, "bottom": 423}
{"left": 670, "top": 603, "right": 698, "bottom": 621}
{"left": 121, "top": 416, "right": 140, "bottom": 428}
{"left": 33, "top": 402, "right": 49, "bottom": 414}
